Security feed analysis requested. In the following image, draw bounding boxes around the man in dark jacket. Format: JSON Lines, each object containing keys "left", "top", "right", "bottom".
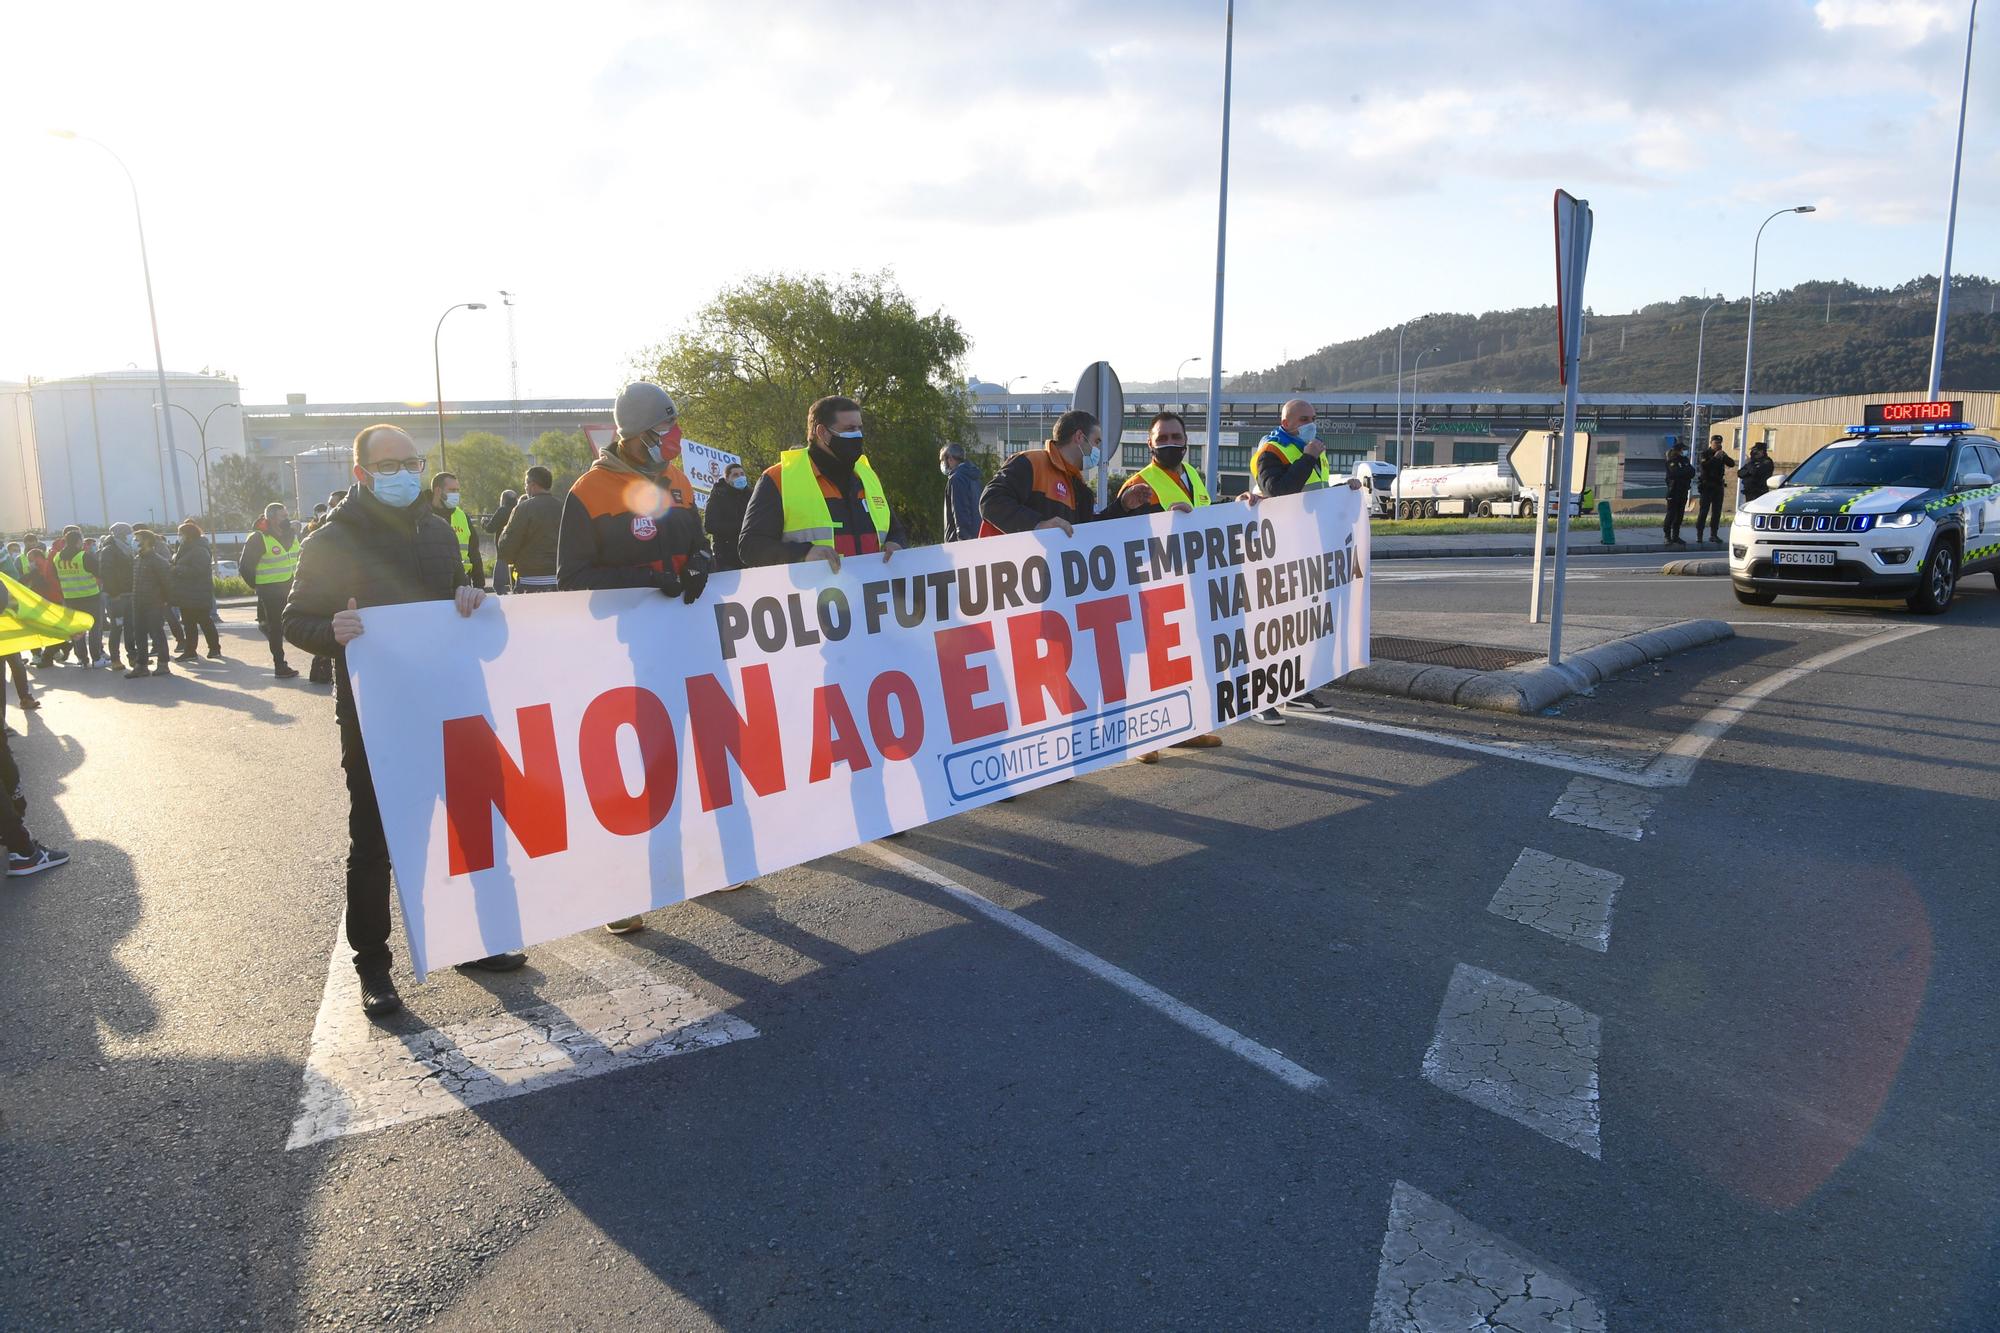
{"left": 741, "top": 396, "right": 911, "bottom": 568}
{"left": 283, "top": 424, "right": 523, "bottom": 1019}
{"left": 1739, "top": 442, "right": 1776, "bottom": 503}
{"left": 1662, "top": 443, "right": 1695, "bottom": 546}
{"left": 169, "top": 521, "right": 222, "bottom": 660}
{"left": 978, "top": 409, "right": 1152, "bottom": 537}
{"left": 98, "top": 524, "right": 135, "bottom": 669}
{"left": 1695, "top": 435, "right": 1736, "bottom": 543}
{"left": 940, "top": 442, "right": 982, "bottom": 541}
{"left": 702, "top": 461, "right": 752, "bottom": 570}
{"left": 498, "top": 466, "right": 563, "bottom": 591}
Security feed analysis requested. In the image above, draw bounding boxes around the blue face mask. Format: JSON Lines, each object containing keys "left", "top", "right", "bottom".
{"left": 1082, "top": 447, "right": 1102, "bottom": 472}
{"left": 371, "top": 470, "right": 423, "bottom": 509}
{"left": 729, "top": 474, "right": 748, "bottom": 490}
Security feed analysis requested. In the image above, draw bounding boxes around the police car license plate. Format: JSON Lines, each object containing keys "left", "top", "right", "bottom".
{"left": 1774, "top": 550, "right": 1835, "bottom": 566}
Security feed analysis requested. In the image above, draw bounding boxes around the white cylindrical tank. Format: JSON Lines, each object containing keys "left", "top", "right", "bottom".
{"left": 0, "top": 370, "right": 245, "bottom": 534}
{"left": 1395, "top": 461, "right": 1519, "bottom": 503}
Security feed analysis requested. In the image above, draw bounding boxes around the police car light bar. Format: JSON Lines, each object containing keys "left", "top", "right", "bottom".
{"left": 1843, "top": 422, "right": 1973, "bottom": 436}
{"left": 1864, "top": 400, "right": 1962, "bottom": 426}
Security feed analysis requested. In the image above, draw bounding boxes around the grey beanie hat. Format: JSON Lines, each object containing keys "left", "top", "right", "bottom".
{"left": 613, "top": 382, "right": 678, "bottom": 439}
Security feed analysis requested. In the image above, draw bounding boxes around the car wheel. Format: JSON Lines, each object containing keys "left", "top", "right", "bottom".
{"left": 1521, "top": 498, "right": 1537, "bottom": 519}
{"left": 1906, "top": 538, "right": 1958, "bottom": 615}
{"left": 1733, "top": 588, "right": 1777, "bottom": 606}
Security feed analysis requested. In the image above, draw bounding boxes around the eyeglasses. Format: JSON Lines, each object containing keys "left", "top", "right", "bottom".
{"left": 369, "top": 457, "right": 428, "bottom": 476}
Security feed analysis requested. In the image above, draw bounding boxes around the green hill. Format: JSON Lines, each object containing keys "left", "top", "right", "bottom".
{"left": 1228, "top": 276, "right": 2000, "bottom": 398}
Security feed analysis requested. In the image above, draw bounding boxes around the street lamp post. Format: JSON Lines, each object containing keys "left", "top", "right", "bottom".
{"left": 157, "top": 400, "right": 240, "bottom": 520}
{"left": 49, "top": 130, "right": 187, "bottom": 517}
{"left": 1928, "top": 0, "right": 1979, "bottom": 397}
{"left": 1410, "top": 345, "right": 1440, "bottom": 512}
{"left": 1002, "top": 375, "right": 1025, "bottom": 453}
{"left": 1738, "top": 205, "right": 1815, "bottom": 458}
{"left": 1175, "top": 356, "right": 1202, "bottom": 399}
{"left": 433, "top": 301, "right": 488, "bottom": 469}
{"left": 1690, "top": 299, "right": 1726, "bottom": 449}
{"left": 1394, "top": 327, "right": 1406, "bottom": 518}
{"left": 1201, "top": 0, "right": 1235, "bottom": 499}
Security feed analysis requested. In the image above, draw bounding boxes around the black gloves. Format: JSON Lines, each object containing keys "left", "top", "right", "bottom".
{"left": 657, "top": 565, "right": 683, "bottom": 599}
{"left": 678, "top": 548, "right": 712, "bottom": 605}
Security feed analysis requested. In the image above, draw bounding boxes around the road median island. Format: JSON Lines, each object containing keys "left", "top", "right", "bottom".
{"left": 1336, "top": 617, "right": 1734, "bottom": 715}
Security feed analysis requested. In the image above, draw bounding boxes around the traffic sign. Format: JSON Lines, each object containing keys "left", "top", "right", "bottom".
{"left": 1554, "top": 190, "right": 1593, "bottom": 386}
{"left": 1073, "top": 361, "right": 1124, "bottom": 499}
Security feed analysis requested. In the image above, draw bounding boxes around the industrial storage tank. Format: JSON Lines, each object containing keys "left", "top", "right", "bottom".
{"left": 0, "top": 370, "right": 245, "bottom": 534}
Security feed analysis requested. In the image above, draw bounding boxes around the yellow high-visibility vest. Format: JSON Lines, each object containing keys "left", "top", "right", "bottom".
{"left": 777, "top": 448, "right": 890, "bottom": 549}
{"left": 1132, "top": 460, "right": 1210, "bottom": 509}
{"left": 0, "top": 571, "right": 95, "bottom": 656}
{"left": 1251, "top": 435, "right": 1328, "bottom": 495}
{"left": 55, "top": 549, "right": 101, "bottom": 599}
{"left": 255, "top": 532, "right": 301, "bottom": 586}
{"left": 448, "top": 506, "right": 473, "bottom": 575}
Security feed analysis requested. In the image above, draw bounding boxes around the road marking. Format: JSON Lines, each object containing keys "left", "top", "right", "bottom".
{"left": 1370, "top": 1180, "right": 1607, "bottom": 1332}
{"left": 859, "top": 843, "right": 1327, "bottom": 1094}
{"left": 1549, "top": 776, "right": 1653, "bottom": 841}
{"left": 1488, "top": 848, "right": 1622, "bottom": 952}
{"left": 1641, "top": 623, "right": 1932, "bottom": 785}
{"left": 1422, "top": 964, "right": 1601, "bottom": 1159}
{"left": 287, "top": 929, "right": 757, "bottom": 1150}
{"left": 1297, "top": 713, "right": 1655, "bottom": 786}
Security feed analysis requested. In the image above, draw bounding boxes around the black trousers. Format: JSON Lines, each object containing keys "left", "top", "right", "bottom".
{"left": 342, "top": 730, "right": 395, "bottom": 975}
{"left": 127, "top": 606, "right": 170, "bottom": 671}
{"left": 1663, "top": 489, "right": 1689, "bottom": 538}
{"left": 1695, "top": 487, "right": 1724, "bottom": 537}
{"left": 1, "top": 728, "right": 32, "bottom": 856}
{"left": 175, "top": 601, "right": 221, "bottom": 655}
{"left": 5, "top": 654, "right": 29, "bottom": 705}
{"left": 103, "top": 593, "right": 131, "bottom": 662}
{"left": 66, "top": 594, "right": 105, "bottom": 662}
{"left": 255, "top": 584, "right": 291, "bottom": 668}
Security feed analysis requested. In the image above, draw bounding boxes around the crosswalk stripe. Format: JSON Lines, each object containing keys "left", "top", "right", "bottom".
{"left": 1549, "top": 775, "right": 1653, "bottom": 841}
{"left": 1421, "top": 964, "right": 1601, "bottom": 1159}
{"left": 286, "top": 928, "right": 757, "bottom": 1150}
{"left": 1487, "top": 848, "right": 1623, "bottom": 952}
{"left": 1370, "top": 1180, "right": 1607, "bottom": 1332}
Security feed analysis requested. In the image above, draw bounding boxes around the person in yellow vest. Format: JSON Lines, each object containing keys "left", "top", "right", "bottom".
{"left": 739, "top": 395, "right": 910, "bottom": 570}
{"left": 239, "top": 502, "right": 302, "bottom": 678}
{"left": 53, "top": 527, "right": 108, "bottom": 668}
{"left": 428, "top": 472, "right": 486, "bottom": 590}
{"left": 1, "top": 575, "right": 71, "bottom": 876}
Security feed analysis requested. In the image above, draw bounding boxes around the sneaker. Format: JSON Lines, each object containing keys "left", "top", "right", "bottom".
{"left": 274, "top": 665, "right": 301, "bottom": 679}
{"left": 1251, "top": 709, "right": 1287, "bottom": 726}
{"left": 124, "top": 667, "right": 152, "bottom": 679}
{"left": 604, "top": 916, "right": 645, "bottom": 934}
{"left": 7, "top": 843, "right": 69, "bottom": 877}
{"left": 152, "top": 665, "right": 172, "bottom": 677}
{"left": 1172, "top": 734, "right": 1223, "bottom": 749}
{"left": 1287, "top": 689, "right": 1339, "bottom": 712}
{"left": 18, "top": 697, "right": 37, "bottom": 711}
{"left": 206, "top": 649, "right": 223, "bottom": 660}
{"left": 92, "top": 655, "right": 110, "bottom": 668}
{"left": 357, "top": 972, "right": 402, "bottom": 1018}
{"left": 1135, "top": 749, "right": 1162, "bottom": 764}
{"left": 456, "top": 951, "right": 528, "bottom": 973}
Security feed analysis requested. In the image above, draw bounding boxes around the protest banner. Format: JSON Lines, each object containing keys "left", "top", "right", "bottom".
{"left": 347, "top": 486, "right": 1370, "bottom": 976}
{"left": 580, "top": 425, "right": 739, "bottom": 512}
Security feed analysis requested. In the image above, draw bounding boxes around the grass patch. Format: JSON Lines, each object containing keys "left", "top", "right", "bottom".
{"left": 214, "top": 576, "right": 251, "bottom": 598}
{"left": 1377, "top": 516, "right": 1669, "bottom": 536}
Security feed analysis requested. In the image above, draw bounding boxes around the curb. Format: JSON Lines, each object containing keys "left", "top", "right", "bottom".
{"left": 1661, "top": 558, "right": 1729, "bottom": 577}
{"left": 1336, "top": 618, "right": 1735, "bottom": 715}
{"left": 1373, "top": 539, "right": 1685, "bottom": 561}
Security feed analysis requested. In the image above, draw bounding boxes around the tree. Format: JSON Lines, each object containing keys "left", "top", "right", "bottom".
{"left": 634, "top": 270, "right": 974, "bottom": 544}
{"left": 529, "top": 429, "right": 594, "bottom": 494}
{"left": 208, "top": 454, "right": 283, "bottom": 531}
{"left": 430, "top": 431, "right": 526, "bottom": 515}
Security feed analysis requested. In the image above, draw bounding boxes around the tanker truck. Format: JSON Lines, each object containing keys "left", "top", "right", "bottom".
{"left": 1389, "top": 430, "right": 1591, "bottom": 519}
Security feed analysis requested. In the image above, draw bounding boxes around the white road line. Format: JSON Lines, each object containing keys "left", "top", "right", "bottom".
{"left": 859, "top": 843, "right": 1327, "bottom": 1094}
{"left": 1641, "top": 623, "right": 1932, "bottom": 786}
{"left": 1488, "top": 848, "right": 1623, "bottom": 952}
{"left": 1421, "top": 964, "right": 1601, "bottom": 1159}
{"left": 1297, "top": 713, "right": 1655, "bottom": 786}
{"left": 1370, "top": 1180, "right": 1607, "bottom": 1332}
{"left": 1549, "top": 776, "right": 1653, "bottom": 842}
{"left": 287, "top": 928, "right": 757, "bottom": 1150}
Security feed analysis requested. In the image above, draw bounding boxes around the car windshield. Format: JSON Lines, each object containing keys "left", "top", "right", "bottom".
{"left": 1783, "top": 441, "right": 1950, "bottom": 490}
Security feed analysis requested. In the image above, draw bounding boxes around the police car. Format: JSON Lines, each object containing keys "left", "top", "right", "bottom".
{"left": 1730, "top": 401, "right": 2000, "bottom": 614}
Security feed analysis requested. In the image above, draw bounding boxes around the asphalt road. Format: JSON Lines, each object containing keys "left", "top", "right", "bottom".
{"left": 3, "top": 563, "right": 1996, "bottom": 1331}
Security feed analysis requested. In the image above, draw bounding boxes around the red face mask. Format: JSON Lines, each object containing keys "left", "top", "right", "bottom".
{"left": 652, "top": 423, "right": 684, "bottom": 465}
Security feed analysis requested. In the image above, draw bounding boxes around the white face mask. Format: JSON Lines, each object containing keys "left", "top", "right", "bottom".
{"left": 1296, "top": 422, "right": 1318, "bottom": 444}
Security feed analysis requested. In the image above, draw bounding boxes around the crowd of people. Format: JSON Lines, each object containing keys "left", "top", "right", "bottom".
{"left": 279, "top": 385, "right": 1363, "bottom": 1018}
{"left": 1661, "top": 434, "right": 1771, "bottom": 547}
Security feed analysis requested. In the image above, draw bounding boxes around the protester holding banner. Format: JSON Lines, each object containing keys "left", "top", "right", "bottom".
{"left": 1248, "top": 400, "right": 1359, "bottom": 724}
{"left": 740, "top": 395, "right": 909, "bottom": 570}
{"left": 703, "top": 461, "right": 751, "bottom": 571}
{"left": 497, "top": 466, "right": 562, "bottom": 592}
{"left": 284, "top": 424, "right": 520, "bottom": 1017}
{"left": 556, "top": 383, "right": 716, "bottom": 934}
{"left": 978, "top": 409, "right": 1152, "bottom": 538}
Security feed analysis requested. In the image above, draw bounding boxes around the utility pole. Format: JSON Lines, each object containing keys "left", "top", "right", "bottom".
{"left": 1202, "top": 0, "right": 1235, "bottom": 499}
{"left": 501, "top": 291, "right": 521, "bottom": 446}
{"left": 1927, "top": 0, "right": 1979, "bottom": 397}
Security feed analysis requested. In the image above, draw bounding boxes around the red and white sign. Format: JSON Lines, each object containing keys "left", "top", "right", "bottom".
{"left": 347, "top": 490, "right": 1373, "bottom": 975}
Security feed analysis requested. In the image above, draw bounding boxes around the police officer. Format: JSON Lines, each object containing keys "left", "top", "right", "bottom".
{"left": 1662, "top": 443, "right": 1695, "bottom": 546}
{"left": 240, "top": 502, "right": 301, "bottom": 678}
{"left": 1695, "top": 435, "right": 1736, "bottom": 543}
{"left": 740, "top": 395, "right": 911, "bottom": 569}
{"left": 429, "top": 472, "right": 485, "bottom": 589}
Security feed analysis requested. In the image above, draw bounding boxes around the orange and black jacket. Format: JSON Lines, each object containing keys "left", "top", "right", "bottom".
{"left": 556, "top": 453, "right": 706, "bottom": 590}
{"left": 978, "top": 444, "right": 1110, "bottom": 535}
{"left": 738, "top": 449, "right": 911, "bottom": 567}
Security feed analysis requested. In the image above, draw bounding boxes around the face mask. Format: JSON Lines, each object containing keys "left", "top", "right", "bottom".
{"left": 1082, "top": 446, "right": 1102, "bottom": 473}
{"left": 827, "top": 430, "right": 865, "bottom": 467}
{"left": 1152, "top": 445, "right": 1187, "bottom": 471}
{"left": 1296, "top": 422, "right": 1318, "bottom": 444}
{"left": 372, "top": 469, "right": 423, "bottom": 508}
{"left": 443, "top": 493, "right": 461, "bottom": 510}
{"left": 729, "top": 474, "right": 748, "bottom": 490}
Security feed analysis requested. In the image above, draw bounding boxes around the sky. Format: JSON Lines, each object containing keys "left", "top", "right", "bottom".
{"left": 2, "top": 0, "right": 1994, "bottom": 405}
